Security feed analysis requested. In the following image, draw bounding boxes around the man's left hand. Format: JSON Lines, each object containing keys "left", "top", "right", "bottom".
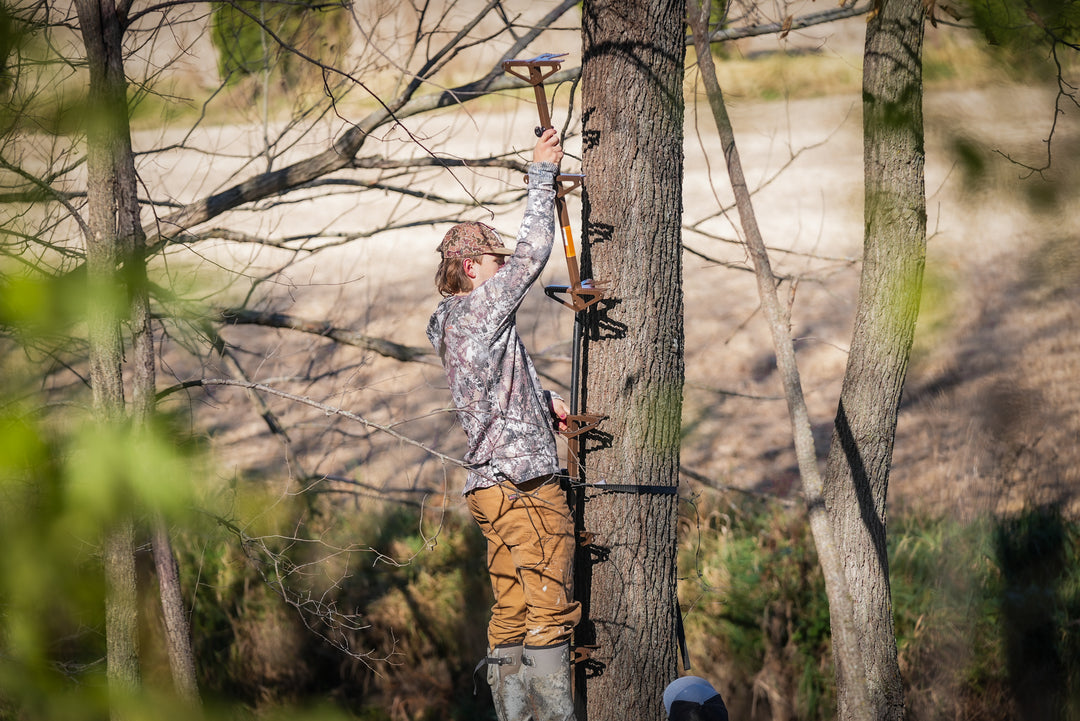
{"left": 551, "top": 397, "right": 570, "bottom": 433}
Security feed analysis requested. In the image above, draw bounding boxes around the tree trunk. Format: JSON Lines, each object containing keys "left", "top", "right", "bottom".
{"left": 823, "top": 0, "right": 927, "bottom": 718}
{"left": 577, "top": 2, "right": 686, "bottom": 719}
{"left": 152, "top": 520, "right": 201, "bottom": 704}
{"left": 76, "top": 0, "right": 199, "bottom": 709}
{"left": 75, "top": 0, "right": 142, "bottom": 709}
{"left": 685, "top": 2, "right": 872, "bottom": 717}
{"left": 101, "top": 517, "right": 139, "bottom": 709}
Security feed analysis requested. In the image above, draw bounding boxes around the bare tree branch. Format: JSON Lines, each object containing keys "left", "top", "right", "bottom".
{"left": 219, "top": 308, "right": 438, "bottom": 364}
{"left": 208, "top": 510, "right": 390, "bottom": 665}
{"left": 144, "top": 1, "right": 580, "bottom": 245}
{"left": 994, "top": 42, "right": 1080, "bottom": 177}
{"left": 699, "top": 1, "right": 874, "bottom": 43}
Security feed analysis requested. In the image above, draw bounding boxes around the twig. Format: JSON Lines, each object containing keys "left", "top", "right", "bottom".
{"left": 155, "top": 377, "right": 464, "bottom": 468}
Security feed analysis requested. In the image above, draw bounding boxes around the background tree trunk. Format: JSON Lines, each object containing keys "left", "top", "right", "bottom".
{"left": 152, "top": 521, "right": 201, "bottom": 704}
{"left": 685, "top": 2, "right": 872, "bottom": 716}
{"left": 75, "top": 0, "right": 143, "bottom": 708}
{"left": 823, "top": 0, "right": 927, "bottom": 718}
{"left": 76, "top": 0, "right": 199, "bottom": 709}
{"left": 577, "top": 1, "right": 686, "bottom": 719}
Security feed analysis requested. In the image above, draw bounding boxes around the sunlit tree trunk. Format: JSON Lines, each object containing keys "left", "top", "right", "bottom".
{"left": 75, "top": 0, "right": 199, "bottom": 710}
{"left": 822, "top": 0, "right": 927, "bottom": 718}
{"left": 153, "top": 521, "right": 200, "bottom": 704}
{"left": 685, "top": 2, "right": 872, "bottom": 717}
{"left": 577, "top": 1, "right": 686, "bottom": 719}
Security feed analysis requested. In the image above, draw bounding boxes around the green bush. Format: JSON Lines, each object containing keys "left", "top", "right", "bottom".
{"left": 890, "top": 513, "right": 1010, "bottom": 719}
{"left": 892, "top": 508, "right": 1080, "bottom": 719}
{"left": 210, "top": 2, "right": 351, "bottom": 91}
{"left": 173, "top": 501, "right": 493, "bottom": 719}
{"left": 680, "top": 498, "right": 835, "bottom": 720}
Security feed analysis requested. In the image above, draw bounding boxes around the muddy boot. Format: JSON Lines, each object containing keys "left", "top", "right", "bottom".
{"left": 522, "top": 642, "right": 576, "bottom": 721}
{"left": 486, "top": 644, "right": 530, "bottom": 721}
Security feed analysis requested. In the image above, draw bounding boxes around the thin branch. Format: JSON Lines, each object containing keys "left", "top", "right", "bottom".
{"left": 155, "top": 377, "right": 463, "bottom": 467}
{"left": 680, "top": 464, "right": 798, "bottom": 505}
{"left": 0, "top": 155, "right": 91, "bottom": 239}
{"left": 350, "top": 153, "right": 528, "bottom": 173}
{"left": 699, "top": 2, "right": 874, "bottom": 44}
{"left": 208, "top": 509, "right": 391, "bottom": 665}
{"left": 994, "top": 42, "right": 1079, "bottom": 177}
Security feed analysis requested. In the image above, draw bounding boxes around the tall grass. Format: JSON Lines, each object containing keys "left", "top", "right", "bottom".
{"left": 679, "top": 498, "right": 834, "bottom": 720}
{"left": 6, "top": 474, "right": 1076, "bottom": 720}
{"left": 173, "top": 500, "right": 494, "bottom": 720}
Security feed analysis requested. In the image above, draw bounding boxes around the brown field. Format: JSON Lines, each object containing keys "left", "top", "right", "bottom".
{"left": 164, "top": 75, "right": 1080, "bottom": 529}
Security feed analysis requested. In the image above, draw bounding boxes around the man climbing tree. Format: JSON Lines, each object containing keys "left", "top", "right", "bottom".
{"left": 427, "top": 129, "right": 579, "bottom": 721}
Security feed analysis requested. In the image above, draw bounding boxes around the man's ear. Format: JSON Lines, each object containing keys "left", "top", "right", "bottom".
{"left": 462, "top": 257, "right": 477, "bottom": 279}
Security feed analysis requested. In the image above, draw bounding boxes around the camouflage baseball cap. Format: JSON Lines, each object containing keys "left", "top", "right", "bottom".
{"left": 438, "top": 222, "right": 512, "bottom": 259}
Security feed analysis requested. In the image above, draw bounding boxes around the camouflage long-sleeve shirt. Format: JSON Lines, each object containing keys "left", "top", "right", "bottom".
{"left": 427, "top": 162, "right": 562, "bottom": 494}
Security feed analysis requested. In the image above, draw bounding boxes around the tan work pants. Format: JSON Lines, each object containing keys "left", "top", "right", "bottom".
{"left": 466, "top": 476, "right": 581, "bottom": 649}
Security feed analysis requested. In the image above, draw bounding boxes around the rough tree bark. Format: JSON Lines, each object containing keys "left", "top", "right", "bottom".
{"left": 685, "top": 2, "right": 872, "bottom": 717}
{"left": 577, "top": 1, "right": 686, "bottom": 719}
{"left": 74, "top": 0, "right": 200, "bottom": 709}
{"left": 75, "top": 1, "right": 142, "bottom": 708}
{"left": 822, "top": 0, "right": 927, "bottom": 718}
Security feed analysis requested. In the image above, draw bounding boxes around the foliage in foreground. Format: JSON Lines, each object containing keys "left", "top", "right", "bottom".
{"left": 3, "top": 413, "right": 1080, "bottom": 721}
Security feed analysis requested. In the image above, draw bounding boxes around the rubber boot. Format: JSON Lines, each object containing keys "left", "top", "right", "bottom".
{"left": 522, "top": 642, "right": 576, "bottom": 721}
{"left": 487, "top": 644, "right": 530, "bottom": 721}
